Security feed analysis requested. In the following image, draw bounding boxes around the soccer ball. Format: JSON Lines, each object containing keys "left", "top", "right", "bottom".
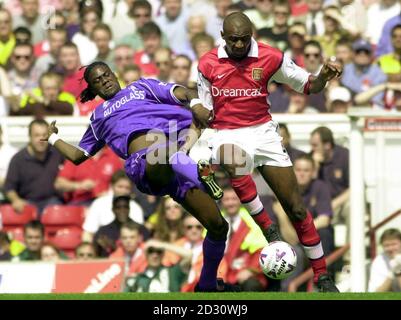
{"left": 259, "top": 241, "right": 297, "bottom": 280}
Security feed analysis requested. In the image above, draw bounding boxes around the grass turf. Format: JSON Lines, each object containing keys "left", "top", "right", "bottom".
{"left": 0, "top": 292, "right": 401, "bottom": 300}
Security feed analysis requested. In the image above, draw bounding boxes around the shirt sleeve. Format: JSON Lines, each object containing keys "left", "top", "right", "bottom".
{"left": 197, "top": 71, "right": 214, "bottom": 111}
{"left": 3, "top": 155, "right": 20, "bottom": 193}
{"left": 138, "top": 78, "right": 184, "bottom": 106}
{"left": 78, "top": 124, "right": 106, "bottom": 157}
{"left": 270, "top": 54, "right": 311, "bottom": 93}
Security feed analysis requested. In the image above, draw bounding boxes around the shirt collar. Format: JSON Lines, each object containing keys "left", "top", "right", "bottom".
{"left": 217, "top": 37, "right": 259, "bottom": 59}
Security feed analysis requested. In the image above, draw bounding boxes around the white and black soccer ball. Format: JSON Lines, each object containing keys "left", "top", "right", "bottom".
{"left": 259, "top": 241, "right": 297, "bottom": 280}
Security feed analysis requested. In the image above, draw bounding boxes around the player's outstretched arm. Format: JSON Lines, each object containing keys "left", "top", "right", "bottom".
{"left": 309, "top": 58, "right": 343, "bottom": 94}
{"left": 42, "top": 121, "right": 88, "bottom": 165}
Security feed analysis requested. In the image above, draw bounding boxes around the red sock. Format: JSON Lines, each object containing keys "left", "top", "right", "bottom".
{"left": 292, "top": 211, "right": 327, "bottom": 283}
{"left": 230, "top": 175, "right": 272, "bottom": 230}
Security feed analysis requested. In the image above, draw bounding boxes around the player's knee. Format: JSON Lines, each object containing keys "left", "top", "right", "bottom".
{"left": 208, "top": 218, "right": 229, "bottom": 240}
{"left": 290, "top": 204, "right": 307, "bottom": 222}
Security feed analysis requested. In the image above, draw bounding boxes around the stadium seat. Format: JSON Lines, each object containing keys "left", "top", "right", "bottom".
{"left": 0, "top": 204, "right": 38, "bottom": 227}
{"left": 6, "top": 227, "right": 24, "bottom": 242}
{"left": 41, "top": 205, "right": 85, "bottom": 235}
{"left": 48, "top": 227, "right": 82, "bottom": 256}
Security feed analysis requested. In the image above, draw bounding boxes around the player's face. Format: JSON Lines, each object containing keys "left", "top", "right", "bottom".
{"left": 222, "top": 27, "right": 252, "bottom": 61}
{"left": 294, "top": 159, "right": 314, "bottom": 186}
{"left": 382, "top": 238, "right": 401, "bottom": 259}
{"left": 89, "top": 65, "right": 121, "bottom": 100}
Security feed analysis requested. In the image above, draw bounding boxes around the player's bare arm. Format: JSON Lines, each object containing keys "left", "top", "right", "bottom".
{"left": 42, "top": 120, "right": 88, "bottom": 165}
{"left": 172, "top": 86, "right": 204, "bottom": 153}
{"left": 309, "top": 59, "right": 343, "bottom": 94}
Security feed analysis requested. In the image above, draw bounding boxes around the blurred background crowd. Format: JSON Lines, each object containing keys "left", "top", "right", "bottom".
{"left": 1, "top": 0, "right": 401, "bottom": 293}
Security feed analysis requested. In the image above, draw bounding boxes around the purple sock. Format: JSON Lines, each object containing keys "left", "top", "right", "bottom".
{"left": 198, "top": 234, "right": 226, "bottom": 290}
{"left": 169, "top": 151, "right": 204, "bottom": 190}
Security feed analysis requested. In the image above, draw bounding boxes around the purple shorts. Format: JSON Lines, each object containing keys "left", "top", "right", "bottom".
{"left": 124, "top": 147, "right": 201, "bottom": 203}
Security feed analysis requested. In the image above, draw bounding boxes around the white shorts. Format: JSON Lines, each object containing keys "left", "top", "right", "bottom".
{"left": 191, "top": 121, "right": 293, "bottom": 169}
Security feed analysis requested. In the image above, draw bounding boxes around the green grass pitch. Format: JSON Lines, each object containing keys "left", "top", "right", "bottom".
{"left": 0, "top": 292, "right": 400, "bottom": 300}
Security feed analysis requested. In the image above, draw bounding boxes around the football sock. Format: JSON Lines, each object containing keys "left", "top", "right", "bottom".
{"left": 230, "top": 175, "right": 273, "bottom": 229}
{"left": 198, "top": 234, "right": 226, "bottom": 290}
{"left": 291, "top": 211, "right": 327, "bottom": 283}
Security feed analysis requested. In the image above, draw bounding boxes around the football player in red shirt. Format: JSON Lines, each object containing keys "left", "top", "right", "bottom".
{"left": 192, "top": 12, "right": 342, "bottom": 292}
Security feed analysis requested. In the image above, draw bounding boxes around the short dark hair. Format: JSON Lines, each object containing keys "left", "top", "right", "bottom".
{"left": 311, "top": 126, "right": 335, "bottom": 147}
{"left": 293, "top": 153, "right": 315, "bottom": 168}
{"left": 24, "top": 220, "right": 45, "bottom": 236}
{"left": 112, "top": 195, "right": 131, "bottom": 207}
{"left": 28, "top": 119, "right": 49, "bottom": 136}
{"left": 111, "top": 170, "right": 131, "bottom": 185}
{"left": 139, "top": 21, "right": 161, "bottom": 38}
{"left": 13, "top": 26, "right": 32, "bottom": 42}
{"left": 304, "top": 40, "right": 322, "bottom": 55}
{"left": 120, "top": 220, "right": 141, "bottom": 233}
{"left": 61, "top": 41, "right": 78, "bottom": 52}
{"left": 380, "top": 228, "right": 401, "bottom": 244}
{"left": 191, "top": 32, "right": 215, "bottom": 50}
{"left": 391, "top": 24, "right": 401, "bottom": 37}
{"left": 130, "top": 0, "right": 152, "bottom": 16}
{"left": 173, "top": 54, "right": 192, "bottom": 67}
{"left": 12, "top": 42, "right": 33, "bottom": 55}
{"left": 75, "top": 241, "right": 97, "bottom": 256}
{"left": 92, "top": 23, "right": 112, "bottom": 38}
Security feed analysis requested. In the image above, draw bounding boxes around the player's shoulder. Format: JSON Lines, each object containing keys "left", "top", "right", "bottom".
{"left": 198, "top": 48, "right": 219, "bottom": 66}
{"left": 257, "top": 41, "right": 284, "bottom": 60}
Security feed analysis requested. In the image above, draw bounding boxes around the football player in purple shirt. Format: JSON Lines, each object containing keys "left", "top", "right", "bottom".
{"left": 42, "top": 61, "right": 235, "bottom": 292}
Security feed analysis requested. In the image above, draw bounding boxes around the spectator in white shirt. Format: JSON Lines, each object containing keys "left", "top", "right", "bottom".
{"left": 82, "top": 170, "right": 144, "bottom": 242}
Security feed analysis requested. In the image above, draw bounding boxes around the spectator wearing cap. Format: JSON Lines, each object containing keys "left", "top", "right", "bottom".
{"left": 341, "top": 39, "right": 387, "bottom": 108}
{"left": 327, "top": 86, "right": 352, "bottom": 113}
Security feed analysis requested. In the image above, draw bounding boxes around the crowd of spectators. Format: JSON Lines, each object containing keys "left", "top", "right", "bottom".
{"left": 0, "top": 0, "right": 400, "bottom": 292}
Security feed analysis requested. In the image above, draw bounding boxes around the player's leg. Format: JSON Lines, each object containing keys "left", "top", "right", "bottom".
{"left": 180, "top": 188, "right": 232, "bottom": 291}
{"left": 142, "top": 149, "right": 233, "bottom": 291}
{"left": 257, "top": 165, "right": 338, "bottom": 292}
{"left": 218, "top": 143, "right": 279, "bottom": 241}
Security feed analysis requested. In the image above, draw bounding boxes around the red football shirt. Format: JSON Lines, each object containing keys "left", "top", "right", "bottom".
{"left": 198, "top": 39, "right": 310, "bottom": 129}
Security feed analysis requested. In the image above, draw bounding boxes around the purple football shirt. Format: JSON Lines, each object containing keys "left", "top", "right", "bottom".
{"left": 78, "top": 78, "right": 193, "bottom": 159}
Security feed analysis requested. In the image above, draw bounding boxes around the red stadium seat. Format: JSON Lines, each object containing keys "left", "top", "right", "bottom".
{"left": 48, "top": 227, "right": 82, "bottom": 251}
{"left": 41, "top": 205, "right": 85, "bottom": 235}
{"left": 6, "top": 227, "right": 24, "bottom": 242}
{"left": 0, "top": 204, "right": 38, "bottom": 227}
